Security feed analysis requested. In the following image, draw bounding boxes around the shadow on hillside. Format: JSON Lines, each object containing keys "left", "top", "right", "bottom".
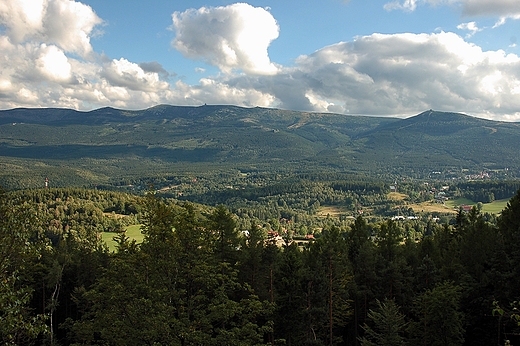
{"left": 0, "top": 144, "right": 221, "bottom": 162}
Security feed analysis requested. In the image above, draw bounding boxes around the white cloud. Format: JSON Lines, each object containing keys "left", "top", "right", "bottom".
{"left": 384, "top": 0, "right": 418, "bottom": 12}
{"left": 384, "top": 0, "right": 520, "bottom": 19}
{"left": 36, "top": 44, "right": 72, "bottom": 82}
{"left": 1, "top": 1, "right": 520, "bottom": 122}
{"left": 103, "top": 58, "right": 170, "bottom": 92}
{"left": 170, "top": 79, "right": 275, "bottom": 107}
{"left": 43, "top": 0, "right": 103, "bottom": 57}
{"left": 0, "top": 0, "right": 102, "bottom": 57}
{"left": 0, "top": 0, "right": 46, "bottom": 43}
{"left": 240, "top": 31, "right": 520, "bottom": 120}
{"left": 493, "top": 17, "right": 508, "bottom": 28}
{"left": 0, "top": 0, "right": 175, "bottom": 109}
{"left": 171, "top": 3, "right": 279, "bottom": 75}
{"left": 457, "top": 21, "right": 482, "bottom": 37}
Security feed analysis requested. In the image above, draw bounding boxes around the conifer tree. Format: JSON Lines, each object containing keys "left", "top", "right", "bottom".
{"left": 0, "top": 188, "right": 48, "bottom": 344}
{"left": 359, "top": 298, "right": 407, "bottom": 346}
{"left": 408, "top": 282, "right": 464, "bottom": 346}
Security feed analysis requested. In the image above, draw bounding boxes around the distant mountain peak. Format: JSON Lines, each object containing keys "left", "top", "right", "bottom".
{"left": 1, "top": 105, "right": 520, "bottom": 188}
{"left": 407, "top": 110, "right": 471, "bottom": 121}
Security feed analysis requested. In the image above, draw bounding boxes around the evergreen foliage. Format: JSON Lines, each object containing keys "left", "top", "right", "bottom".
{"left": 359, "top": 299, "right": 407, "bottom": 346}
{"left": 1, "top": 187, "right": 520, "bottom": 345}
{"left": 2, "top": 106, "right": 520, "bottom": 190}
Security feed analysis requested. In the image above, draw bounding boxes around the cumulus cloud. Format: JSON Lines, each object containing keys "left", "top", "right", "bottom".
{"left": 259, "top": 31, "right": 520, "bottom": 120}
{"left": 0, "top": 0, "right": 177, "bottom": 110}
{"left": 36, "top": 44, "right": 73, "bottom": 82}
{"left": 170, "top": 79, "right": 275, "bottom": 107}
{"left": 385, "top": 0, "right": 520, "bottom": 19}
{"left": 0, "top": 0, "right": 102, "bottom": 57}
{"left": 2, "top": 1, "right": 520, "bottom": 122}
{"left": 102, "top": 58, "right": 170, "bottom": 92}
{"left": 461, "top": 0, "right": 520, "bottom": 17}
{"left": 139, "top": 62, "right": 171, "bottom": 79}
{"left": 0, "top": 0, "right": 102, "bottom": 108}
{"left": 171, "top": 3, "right": 279, "bottom": 75}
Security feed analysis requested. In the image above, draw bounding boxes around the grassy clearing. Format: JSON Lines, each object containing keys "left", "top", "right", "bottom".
{"left": 388, "top": 192, "right": 408, "bottom": 201}
{"left": 409, "top": 202, "right": 457, "bottom": 214}
{"left": 388, "top": 192, "right": 457, "bottom": 215}
{"left": 102, "top": 224, "right": 144, "bottom": 252}
{"left": 445, "top": 198, "right": 510, "bottom": 214}
{"left": 482, "top": 199, "right": 509, "bottom": 214}
{"left": 445, "top": 198, "right": 474, "bottom": 208}
{"left": 317, "top": 206, "right": 354, "bottom": 218}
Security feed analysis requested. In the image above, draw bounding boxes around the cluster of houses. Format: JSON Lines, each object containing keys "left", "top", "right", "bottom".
{"left": 390, "top": 215, "right": 419, "bottom": 221}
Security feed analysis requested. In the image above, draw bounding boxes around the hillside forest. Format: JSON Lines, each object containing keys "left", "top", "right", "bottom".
{"left": 2, "top": 182, "right": 520, "bottom": 346}
{"left": 2, "top": 107, "right": 520, "bottom": 190}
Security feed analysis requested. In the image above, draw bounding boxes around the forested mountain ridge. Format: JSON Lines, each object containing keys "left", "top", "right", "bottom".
{"left": 0, "top": 105, "right": 519, "bottom": 188}
{"left": 356, "top": 109, "right": 520, "bottom": 174}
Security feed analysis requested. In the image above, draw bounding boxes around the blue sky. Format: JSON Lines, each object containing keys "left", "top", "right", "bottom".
{"left": 1, "top": 0, "right": 520, "bottom": 120}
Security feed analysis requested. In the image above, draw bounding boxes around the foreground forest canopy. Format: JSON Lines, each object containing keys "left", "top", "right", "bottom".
{"left": 2, "top": 185, "right": 520, "bottom": 345}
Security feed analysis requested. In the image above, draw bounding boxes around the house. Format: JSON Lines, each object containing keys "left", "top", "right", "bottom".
{"left": 460, "top": 205, "right": 473, "bottom": 212}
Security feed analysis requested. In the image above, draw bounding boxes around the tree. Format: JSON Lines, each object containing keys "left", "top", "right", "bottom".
{"left": 359, "top": 298, "right": 407, "bottom": 346}
{"left": 68, "top": 234, "right": 174, "bottom": 345}
{"left": 348, "top": 216, "right": 370, "bottom": 265}
{"left": 497, "top": 189, "right": 520, "bottom": 290}
{"left": 71, "top": 197, "right": 273, "bottom": 345}
{"left": 274, "top": 242, "right": 306, "bottom": 345}
{"left": 306, "top": 226, "right": 352, "bottom": 345}
{"left": 208, "top": 205, "right": 240, "bottom": 266}
{"left": 374, "top": 220, "right": 412, "bottom": 305}
{"left": 0, "top": 188, "right": 48, "bottom": 344}
{"left": 408, "top": 282, "right": 465, "bottom": 346}
{"left": 0, "top": 272, "right": 48, "bottom": 345}
{"left": 172, "top": 203, "right": 273, "bottom": 345}
{"left": 348, "top": 238, "right": 378, "bottom": 345}
{"left": 239, "top": 223, "right": 269, "bottom": 297}
{"left": 493, "top": 189, "right": 520, "bottom": 343}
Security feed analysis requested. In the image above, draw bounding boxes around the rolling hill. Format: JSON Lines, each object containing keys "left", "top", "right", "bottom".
{"left": 0, "top": 105, "right": 518, "bottom": 188}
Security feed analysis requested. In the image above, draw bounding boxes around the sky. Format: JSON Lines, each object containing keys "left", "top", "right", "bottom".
{"left": 1, "top": 0, "right": 520, "bottom": 121}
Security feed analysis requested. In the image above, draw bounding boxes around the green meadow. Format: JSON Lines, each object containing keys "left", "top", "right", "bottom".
{"left": 102, "top": 224, "right": 144, "bottom": 251}
{"left": 445, "top": 198, "right": 510, "bottom": 214}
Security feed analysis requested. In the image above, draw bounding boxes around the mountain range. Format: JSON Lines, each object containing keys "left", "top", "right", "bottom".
{"left": 1, "top": 105, "right": 519, "bottom": 188}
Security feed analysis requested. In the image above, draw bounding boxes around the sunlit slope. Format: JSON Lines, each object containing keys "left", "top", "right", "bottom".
{"left": 1, "top": 106, "right": 519, "bottom": 187}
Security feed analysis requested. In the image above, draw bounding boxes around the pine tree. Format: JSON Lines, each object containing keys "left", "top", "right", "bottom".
{"left": 306, "top": 226, "right": 352, "bottom": 345}
{"left": 0, "top": 188, "right": 48, "bottom": 344}
{"left": 208, "top": 205, "right": 240, "bottom": 266}
{"left": 408, "top": 282, "right": 464, "bottom": 346}
{"left": 274, "top": 242, "right": 306, "bottom": 345}
{"left": 359, "top": 298, "right": 407, "bottom": 346}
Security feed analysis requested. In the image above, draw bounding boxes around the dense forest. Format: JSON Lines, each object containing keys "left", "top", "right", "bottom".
{"left": 2, "top": 185, "right": 520, "bottom": 345}
{"left": 2, "top": 107, "right": 520, "bottom": 190}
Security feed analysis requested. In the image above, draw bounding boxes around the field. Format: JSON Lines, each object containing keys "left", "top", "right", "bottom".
{"left": 482, "top": 199, "right": 510, "bottom": 214}
{"left": 392, "top": 193, "right": 511, "bottom": 215}
{"left": 101, "top": 224, "right": 144, "bottom": 251}
{"left": 100, "top": 196, "right": 512, "bottom": 251}
{"left": 317, "top": 206, "right": 356, "bottom": 218}
{"left": 388, "top": 192, "right": 408, "bottom": 200}
{"left": 387, "top": 192, "right": 457, "bottom": 215}
{"left": 445, "top": 198, "right": 510, "bottom": 214}
{"left": 409, "top": 201, "right": 457, "bottom": 214}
